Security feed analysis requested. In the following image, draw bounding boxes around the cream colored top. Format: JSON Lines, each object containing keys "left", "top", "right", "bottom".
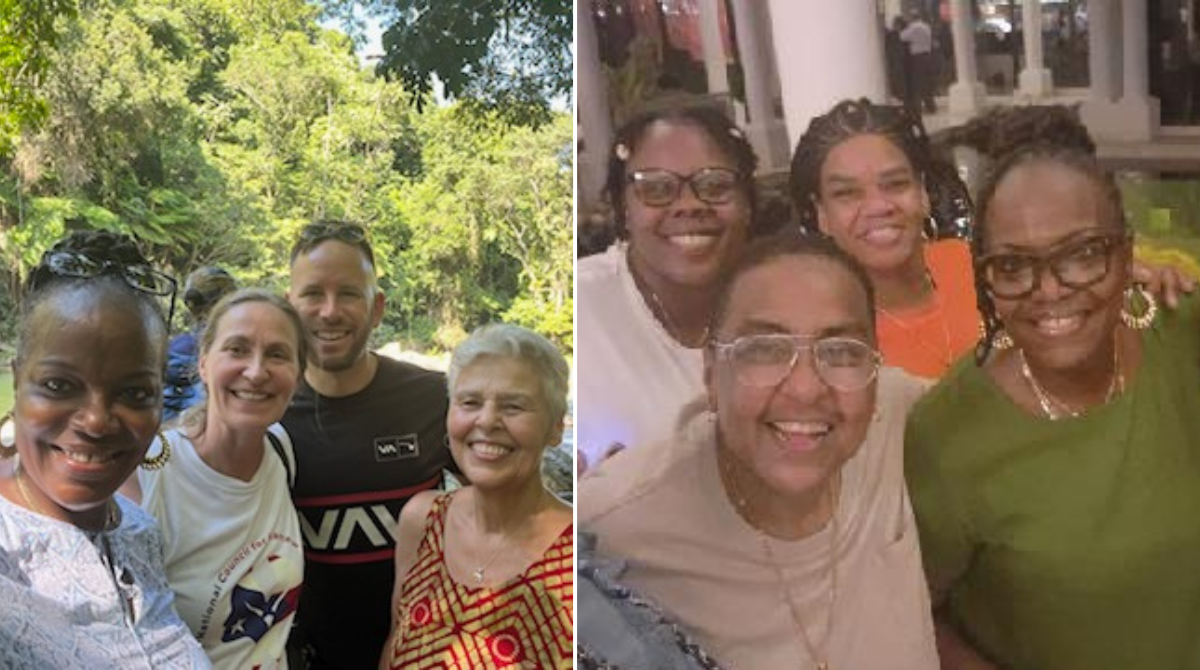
{"left": 580, "top": 367, "right": 939, "bottom": 670}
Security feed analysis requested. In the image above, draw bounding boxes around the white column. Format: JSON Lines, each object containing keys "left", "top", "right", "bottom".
{"left": 729, "top": 0, "right": 789, "bottom": 169}
{"left": 1121, "top": 0, "right": 1151, "bottom": 99}
{"left": 698, "top": 0, "right": 730, "bottom": 95}
{"left": 765, "top": 0, "right": 886, "bottom": 151}
{"left": 1082, "top": 0, "right": 1159, "bottom": 141}
{"left": 1085, "top": 0, "right": 1118, "bottom": 102}
{"left": 576, "top": 0, "right": 612, "bottom": 212}
{"left": 1017, "top": 0, "right": 1053, "bottom": 97}
{"left": 948, "top": 0, "right": 984, "bottom": 117}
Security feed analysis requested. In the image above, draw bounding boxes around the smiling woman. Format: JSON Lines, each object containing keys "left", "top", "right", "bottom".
{"left": 0, "top": 230, "right": 208, "bottom": 667}
{"left": 576, "top": 105, "right": 760, "bottom": 469}
{"left": 381, "top": 323, "right": 573, "bottom": 668}
{"left": 132, "top": 288, "right": 307, "bottom": 669}
{"left": 580, "top": 232, "right": 939, "bottom": 669}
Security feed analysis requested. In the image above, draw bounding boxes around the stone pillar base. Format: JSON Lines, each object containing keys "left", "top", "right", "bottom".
{"left": 1017, "top": 68, "right": 1054, "bottom": 99}
{"left": 948, "top": 80, "right": 985, "bottom": 120}
{"left": 1081, "top": 97, "right": 1161, "bottom": 142}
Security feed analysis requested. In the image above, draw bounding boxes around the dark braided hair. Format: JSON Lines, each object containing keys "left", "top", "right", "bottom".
{"left": 789, "top": 98, "right": 968, "bottom": 236}
{"left": 934, "top": 104, "right": 1095, "bottom": 163}
{"left": 604, "top": 105, "right": 759, "bottom": 239}
{"left": 19, "top": 230, "right": 170, "bottom": 364}
{"left": 970, "top": 143, "right": 1126, "bottom": 364}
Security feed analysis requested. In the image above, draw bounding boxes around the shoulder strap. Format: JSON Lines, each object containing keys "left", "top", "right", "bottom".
{"left": 266, "top": 430, "right": 294, "bottom": 489}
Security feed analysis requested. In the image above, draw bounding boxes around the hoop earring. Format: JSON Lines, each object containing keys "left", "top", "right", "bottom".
{"left": 0, "top": 411, "right": 15, "bottom": 460}
{"left": 992, "top": 329, "right": 1013, "bottom": 350}
{"left": 1121, "top": 284, "right": 1158, "bottom": 330}
{"left": 923, "top": 215, "right": 939, "bottom": 241}
{"left": 141, "top": 432, "right": 171, "bottom": 470}
{"left": 980, "top": 323, "right": 1013, "bottom": 351}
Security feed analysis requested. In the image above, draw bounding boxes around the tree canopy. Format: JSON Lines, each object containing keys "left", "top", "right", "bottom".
{"left": 0, "top": 0, "right": 573, "bottom": 353}
{"left": 324, "top": 0, "right": 571, "bottom": 127}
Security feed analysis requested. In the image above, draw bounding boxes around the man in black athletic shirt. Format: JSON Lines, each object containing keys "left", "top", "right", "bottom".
{"left": 282, "top": 221, "right": 454, "bottom": 669}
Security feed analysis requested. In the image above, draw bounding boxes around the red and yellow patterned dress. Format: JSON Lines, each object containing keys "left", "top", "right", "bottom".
{"left": 386, "top": 493, "right": 574, "bottom": 669}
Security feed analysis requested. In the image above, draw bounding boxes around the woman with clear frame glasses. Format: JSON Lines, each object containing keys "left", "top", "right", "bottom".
{"left": 905, "top": 144, "right": 1200, "bottom": 670}
{"left": 580, "top": 232, "right": 939, "bottom": 670}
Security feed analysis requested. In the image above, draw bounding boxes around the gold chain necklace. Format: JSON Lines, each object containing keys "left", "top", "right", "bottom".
{"left": 721, "top": 453, "right": 838, "bottom": 670}
{"left": 1019, "top": 341, "right": 1124, "bottom": 420}
{"left": 628, "top": 256, "right": 709, "bottom": 348}
{"left": 875, "top": 273, "right": 954, "bottom": 373}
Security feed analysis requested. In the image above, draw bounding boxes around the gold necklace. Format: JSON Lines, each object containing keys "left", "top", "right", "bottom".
{"left": 14, "top": 462, "right": 118, "bottom": 532}
{"left": 876, "top": 272, "right": 954, "bottom": 373}
{"left": 721, "top": 452, "right": 838, "bottom": 670}
{"left": 1019, "top": 340, "right": 1124, "bottom": 420}
{"left": 628, "top": 257, "right": 709, "bottom": 348}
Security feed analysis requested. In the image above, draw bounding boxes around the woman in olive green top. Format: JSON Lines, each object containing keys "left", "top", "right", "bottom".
{"left": 905, "top": 143, "right": 1200, "bottom": 670}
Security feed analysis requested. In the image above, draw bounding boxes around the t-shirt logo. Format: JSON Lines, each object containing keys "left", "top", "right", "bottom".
{"left": 375, "top": 434, "right": 418, "bottom": 461}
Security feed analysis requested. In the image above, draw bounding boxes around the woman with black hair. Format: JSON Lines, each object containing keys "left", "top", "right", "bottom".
{"left": 906, "top": 144, "right": 1200, "bottom": 669}
{"left": 789, "top": 99, "right": 980, "bottom": 380}
{"left": 576, "top": 104, "right": 759, "bottom": 470}
{"left": 0, "top": 230, "right": 209, "bottom": 667}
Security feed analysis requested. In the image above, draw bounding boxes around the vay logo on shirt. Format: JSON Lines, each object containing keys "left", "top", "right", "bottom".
{"left": 222, "top": 554, "right": 302, "bottom": 643}
{"left": 375, "top": 433, "right": 418, "bottom": 461}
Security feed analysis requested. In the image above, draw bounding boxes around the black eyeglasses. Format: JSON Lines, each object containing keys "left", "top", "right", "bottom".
{"left": 979, "top": 231, "right": 1130, "bottom": 300}
{"left": 711, "top": 334, "right": 881, "bottom": 391}
{"left": 627, "top": 167, "right": 742, "bottom": 207}
{"left": 42, "top": 250, "right": 177, "bottom": 296}
{"left": 39, "top": 250, "right": 178, "bottom": 328}
{"left": 299, "top": 222, "right": 368, "bottom": 244}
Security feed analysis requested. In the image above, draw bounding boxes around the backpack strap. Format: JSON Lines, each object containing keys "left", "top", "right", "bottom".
{"left": 266, "top": 429, "right": 294, "bottom": 489}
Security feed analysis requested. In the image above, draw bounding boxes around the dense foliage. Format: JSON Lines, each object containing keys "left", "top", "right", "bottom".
{"left": 323, "top": 0, "right": 572, "bottom": 127}
{"left": 0, "top": 0, "right": 573, "bottom": 353}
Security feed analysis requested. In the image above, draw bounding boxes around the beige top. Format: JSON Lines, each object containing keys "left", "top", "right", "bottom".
{"left": 580, "top": 367, "right": 939, "bottom": 670}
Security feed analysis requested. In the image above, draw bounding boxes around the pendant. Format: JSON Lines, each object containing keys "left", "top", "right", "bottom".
{"left": 816, "top": 664, "right": 829, "bottom": 670}
{"left": 472, "top": 567, "right": 485, "bottom": 584}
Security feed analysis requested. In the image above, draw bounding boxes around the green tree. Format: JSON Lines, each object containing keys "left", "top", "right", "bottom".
{"left": 325, "top": 0, "right": 571, "bottom": 127}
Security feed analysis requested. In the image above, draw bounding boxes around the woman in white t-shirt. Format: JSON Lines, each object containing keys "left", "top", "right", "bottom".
{"left": 129, "top": 288, "right": 307, "bottom": 669}
{"left": 577, "top": 105, "right": 761, "bottom": 470}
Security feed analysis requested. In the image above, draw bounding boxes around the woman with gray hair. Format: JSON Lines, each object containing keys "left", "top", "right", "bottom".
{"left": 380, "top": 323, "right": 573, "bottom": 669}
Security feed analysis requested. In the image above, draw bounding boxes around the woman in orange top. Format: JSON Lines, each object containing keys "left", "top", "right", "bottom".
{"left": 789, "top": 100, "right": 1192, "bottom": 379}
{"left": 380, "top": 324, "right": 572, "bottom": 669}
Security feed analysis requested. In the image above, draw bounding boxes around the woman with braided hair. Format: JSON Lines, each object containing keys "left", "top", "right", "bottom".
{"left": 906, "top": 144, "right": 1200, "bottom": 669}
{"left": 577, "top": 104, "right": 760, "bottom": 470}
{"left": 789, "top": 99, "right": 1192, "bottom": 380}
{"left": 0, "top": 230, "right": 210, "bottom": 667}
{"left": 790, "top": 99, "right": 980, "bottom": 379}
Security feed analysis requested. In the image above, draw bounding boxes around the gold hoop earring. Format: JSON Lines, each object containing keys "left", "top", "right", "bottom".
{"left": 0, "top": 411, "right": 15, "bottom": 460}
{"left": 992, "top": 329, "right": 1013, "bottom": 350}
{"left": 980, "top": 323, "right": 1013, "bottom": 350}
{"left": 141, "top": 432, "right": 171, "bottom": 470}
{"left": 1121, "top": 284, "right": 1158, "bottom": 330}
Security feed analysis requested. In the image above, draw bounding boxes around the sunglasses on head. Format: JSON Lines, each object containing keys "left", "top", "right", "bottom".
{"left": 299, "top": 222, "right": 368, "bottom": 244}
{"left": 38, "top": 249, "right": 178, "bottom": 327}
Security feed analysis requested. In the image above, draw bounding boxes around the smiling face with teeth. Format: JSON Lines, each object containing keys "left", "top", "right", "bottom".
{"left": 198, "top": 299, "right": 303, "bottom": 438}
{"left": 705, "top": 251, "right": 877, "bottom": 512}
{"left": 981, "top": 158, "right": 1129, "bottom": 376}
{"left": 623, "top": 120, "right": 752, "bottom": 297}
{"left": 289, "top": 239, "right": 384, "bottom": 378}
{"left": 10, "top": 285, "right": 166, "bottom": 525}
{"left": 447, "top": 355, "right": 563, "bottom": 491}
{"left": 815, "top": 133, "right": 930, "bottom": 279}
